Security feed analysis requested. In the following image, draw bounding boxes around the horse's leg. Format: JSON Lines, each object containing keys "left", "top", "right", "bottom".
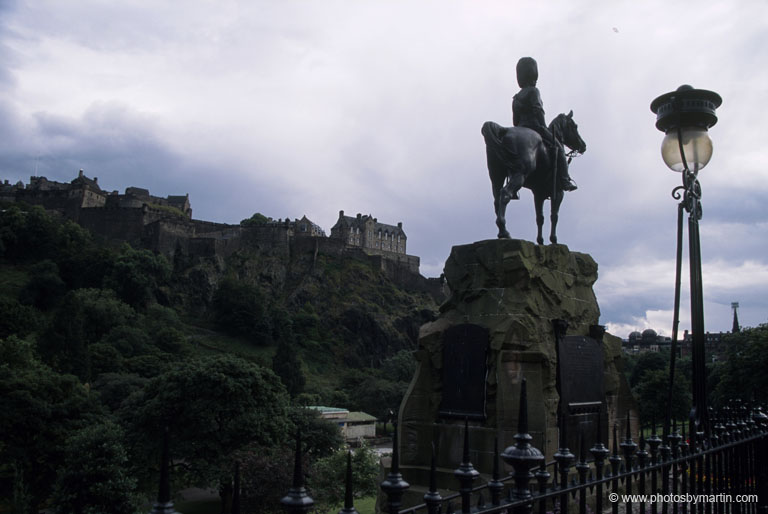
{"left": 496, "top": 180, "right": 512, "bottom": 238}
{"left": 534, "top": 191, "right": 545, "bottom": 245}
{"left": 550, "top": 189, "right": 564, "bottom": 244}
{"left": 489, "top": 164, "right": 510, "bottom": 239}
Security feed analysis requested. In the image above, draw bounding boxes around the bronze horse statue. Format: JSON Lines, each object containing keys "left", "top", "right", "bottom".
{"left": 482, "top": 111, "right": 586, "bottom": 244}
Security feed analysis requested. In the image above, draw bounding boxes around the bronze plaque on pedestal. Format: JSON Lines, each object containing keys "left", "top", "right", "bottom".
{"left": 438, "top": 324, "right": 489, "bottom": 420}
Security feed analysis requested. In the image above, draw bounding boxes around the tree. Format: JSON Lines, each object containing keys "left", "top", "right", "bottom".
{"left": 91, "top": 372, "right": 148, "bottom": 412}
{"left": 289, "top": 408, "right": 344, "bottom": 459}
{"left": 212, "top": 278, "right": 271, "bottom": 343}
{"left": 633, "top": 368, "right": 691, "bottom": 425}
{"left": 51, "top": 421, "right": 141, "bottom": 514}
{"left": 18, "top": 259, "right": 66, "bottom": 310}
{"left": 104, "top": 245, "right": 172, "bottom": 309}
{"left": 272, "top": 312, "right": 306, "bottom": 398}
{"left": 306, "top": 445, "right": 379, "bottom": 511}
{"left": 0, "top": 338, "right": 102, "bottom": 513}
{"left": 712, "top": 323, "right": 768, "bottom": 406}
{"left": 381, "top": 349, "right": 416, "bottom": 382}
{"left": 628, "top": 351, "right": 667, "bottom": 388}
{"left": 240, "top": 212, "right": 270, "bottom": 226}
{"left": 38, "top": 288, "right": 135, "bottom": 380}
{"left": 121, "top": 355, "right": 292, "bottom": 490}
{"left": 0, "top": 297, "right": 39, "bottom": 339}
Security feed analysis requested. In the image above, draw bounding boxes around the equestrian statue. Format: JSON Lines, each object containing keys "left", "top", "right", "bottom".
{"left": 482, "top": 57, "right": 586, "bottom": 244}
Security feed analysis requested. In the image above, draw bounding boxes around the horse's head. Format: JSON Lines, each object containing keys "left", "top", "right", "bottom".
{"left": 553, "top": 111, "right": 586, "bottom": 154}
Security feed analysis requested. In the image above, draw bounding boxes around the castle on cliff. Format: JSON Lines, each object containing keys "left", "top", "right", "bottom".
{"left": 0, "top": 171, "right": 421, "bottom": 276}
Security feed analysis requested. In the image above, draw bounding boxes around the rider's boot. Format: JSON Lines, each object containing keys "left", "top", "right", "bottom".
{"left": 556, "top": 147, "right": 577, "bottom": 192}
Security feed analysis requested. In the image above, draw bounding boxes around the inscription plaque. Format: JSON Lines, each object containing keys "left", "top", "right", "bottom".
{"left": 439, "top": 323, "right": 489, "bottom": 420}
{"left": 557, "top": 335, "right": 605, "bottom": 451}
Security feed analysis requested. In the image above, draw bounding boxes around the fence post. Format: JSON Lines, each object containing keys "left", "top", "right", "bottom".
{"left": 554, "top": 411, "right": 575, "bottom": 514}
{"left": 150, "top": 428, "right": 178, "bottom": 514}
{"left": 575, "top": 433, "right": 589, "bottom": 514}
{"left": 501, "top": 378, "right": 544, "bottom": 514}
{"left": 488, "top": 436, "right": 504, "bottom": 506}
{"left": 380, "top": 414, "right": 409, "bottom": 514}
{"left": 636, "top": 435, "right": 648, "bottom": 514}
{"left": 647, "top": 422, "right": 662, "bottom": 514}
{"left": 232, "top": 461, "right": 241, "bottom": 514}
{"left": 280, "top": 430, "right": 314, "bottom": 514}
{"left": 752, "top": 409, "right": 768, "bottom": 513}
{"left": 424, "top": 441, "right": 442, "bottom": 514}
{"left": 609, "top": 424, "right": 621, "bottom": 514}
{"left": 455, "top": 418, "right": 479, "bottom": 514}
{"left": 619, "top": 412, "right": 638, "bottom": 514}
{"left": 590, "top": 411, "right": 610, "bottom": 514}
{"left": 338, "top": 451, "right": 359, "bottom": 514}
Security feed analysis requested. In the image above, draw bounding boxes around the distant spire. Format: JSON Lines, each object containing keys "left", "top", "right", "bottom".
{"left": 731, "top": 302, "right": 740, "bottom": 333}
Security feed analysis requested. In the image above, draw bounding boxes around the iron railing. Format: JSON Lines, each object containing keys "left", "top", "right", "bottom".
{"left": 279, "top": 381, "right": 768, "bottom": 514}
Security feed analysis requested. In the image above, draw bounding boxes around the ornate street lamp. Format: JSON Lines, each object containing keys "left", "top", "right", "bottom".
{"left": 650, "top": 85, "right": 722, "bottom": 442}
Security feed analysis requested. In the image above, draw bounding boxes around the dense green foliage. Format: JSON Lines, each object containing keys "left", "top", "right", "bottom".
{"left": 0, "top": 204, "right": 435, "bottom": 512}
{"left": 51, "top": 421, "right": 141, "bottom": 514}
{"left": 306, "top": 445, "right": 380, "bottom": 512}
{"left": 710, "top": 324, "right": 768, "bottom": 407}
{"left": 624, "top": 350, "right": 692, "bottom": 426}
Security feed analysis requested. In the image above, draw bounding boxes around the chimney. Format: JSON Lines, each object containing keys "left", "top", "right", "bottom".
{"left": 356, "top": 213, "right": 361, "bottom": 220}
{"left": 339, "top": 210, "right": 344, "bottom": 218}
{"left": 397, "top": 222, "right": 402, "bottom": 229}
{"left": 93, "top": 177, "right": 98, "bottom": 185}
{"left": 78, "top": 169, "right": 84, "bottom": 178}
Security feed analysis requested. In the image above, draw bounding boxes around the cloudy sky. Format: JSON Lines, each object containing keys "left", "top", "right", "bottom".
{"left": 1, "top": 1, "right": 767, "bottom": 337}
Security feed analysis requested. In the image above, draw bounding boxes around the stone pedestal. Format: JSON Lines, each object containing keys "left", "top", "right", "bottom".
{"left": 394, "top": 239, "right": 635, "bottom": 504}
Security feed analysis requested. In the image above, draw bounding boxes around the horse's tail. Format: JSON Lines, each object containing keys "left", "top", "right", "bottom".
{"left": 482, "top": 121, "right": 520, "bottom": 172}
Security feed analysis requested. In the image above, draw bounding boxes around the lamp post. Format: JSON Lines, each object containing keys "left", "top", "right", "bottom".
{"left": 650, "top": 85, "right": 722, "bottom": 443}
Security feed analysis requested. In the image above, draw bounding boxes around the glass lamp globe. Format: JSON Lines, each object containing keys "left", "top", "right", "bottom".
{"left": 660, "top": 127, "right": 713, "bottom": 173}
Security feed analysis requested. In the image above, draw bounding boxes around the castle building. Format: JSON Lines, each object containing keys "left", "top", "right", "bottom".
{"left": 2, "top": 172, "right": 428, "bottom": 280}
{"left": 329, "top": 210, "right": 407, "bottom": 255}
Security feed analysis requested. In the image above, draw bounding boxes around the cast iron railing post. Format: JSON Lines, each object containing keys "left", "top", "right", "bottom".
{"left": 647, "top": 421, "right": 662, "bottom": 514}
{"left": 150, "top": 427, "right": 178, "bottom": 514}
{"left": 535, "top": 459, "right": 551, "bottom": 514}
{"left": 454, "top": 418, "right": 479, "bottom": 513}
{"left": 668, "top": 422, "right": 683, "bottom": 514}
{"left": 575, "top": 432, "right": 589, "bottom": 514}
{"left": 752, "top": 409, "right": 768, "bottom": 513}
{"left": 380, "top": 413, "right": 409, "bottom": 514}
{"left": 680, "top": 424, "right": 689, "bottom": 514}
{"left": 338, "top": 451, "right": 359, "bottom": 514}
{"left": 488, "top": 436, "right": 504, "bottom": 506}
{"left": 609, "top": 424, "right": 622, "bottom": 514}
{"left": 637, "top": 435, "right": 649, "bottom": 514}
{"left": 590, "top": 410, "right": 610, "bottom": 514}
{"left": 232, "top": 461, "right": 241, "bottom": 514}
{"left": 280, "top": 430, "right": 314, "bottom": 514}
{"left": 424, "top": 441, "right": 442, "bottom": 514}
{"left": 501, "top": 378, "right": 544, "bottom": 514}
{"left": 554, "top": 411, "right": 575, "bottom": 514}
{"left": 620, "top": 411, "right": 638, "bottom": 514}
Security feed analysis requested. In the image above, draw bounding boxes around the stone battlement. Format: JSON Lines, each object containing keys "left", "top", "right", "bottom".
{"left": 1, "top": 171, "right": 423, "bottom": 277}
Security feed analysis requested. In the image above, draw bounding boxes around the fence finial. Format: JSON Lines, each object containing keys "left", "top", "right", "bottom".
{"left": 280, "top": 429, "right": 314, "bottom": 513}
{"left": 380, "top": 410, "right": 409, "bottom": 514}
{"left": 502, "top": 377, "right": 544, "bottom": 503}
{"left": 338, "top": 450, "right": 359, "bottom": 514}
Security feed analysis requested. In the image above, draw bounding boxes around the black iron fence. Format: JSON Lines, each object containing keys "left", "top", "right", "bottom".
{"left": 280, "top": 380, "right": 768, "bottom": 514}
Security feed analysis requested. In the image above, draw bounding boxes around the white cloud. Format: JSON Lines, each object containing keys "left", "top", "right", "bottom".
{"left": 1, "top": 0, "right": 768, "bottom": 333}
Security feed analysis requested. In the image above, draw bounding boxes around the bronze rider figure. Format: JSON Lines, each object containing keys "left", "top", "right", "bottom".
{"left": 512, "top": 57, "right": 577, "bottom": 192}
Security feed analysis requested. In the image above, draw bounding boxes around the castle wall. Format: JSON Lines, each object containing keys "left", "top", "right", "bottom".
{"left": 78, "top": 207, "right": 146, "bottom": 246}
